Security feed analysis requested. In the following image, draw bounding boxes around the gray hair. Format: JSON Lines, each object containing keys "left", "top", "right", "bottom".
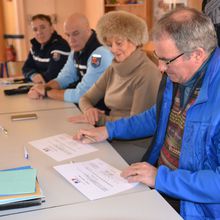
{"left": 151, "top": 7, "right": 217, "bottom": 54}
{"left": 96, "top": 11, "right": 148, "bottom": 47}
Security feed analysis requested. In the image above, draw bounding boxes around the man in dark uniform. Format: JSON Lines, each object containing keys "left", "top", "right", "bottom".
{"left": 22, "top": 14, "right": 70, "bottom": 83}
{"left": 28, "top": 13, "right": 112, "bottom": 103}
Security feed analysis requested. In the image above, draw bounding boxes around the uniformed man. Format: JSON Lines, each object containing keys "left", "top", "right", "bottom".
{"left": 23, "top": 14, "right": 70, "bottom": 83}
{"left": 28, "top": 13, "right": 113, "bottom": 103}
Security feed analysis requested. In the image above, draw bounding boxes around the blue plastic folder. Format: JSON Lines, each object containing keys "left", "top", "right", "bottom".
{"left": 0, "top": 168, "right": 37, "bottom": 196}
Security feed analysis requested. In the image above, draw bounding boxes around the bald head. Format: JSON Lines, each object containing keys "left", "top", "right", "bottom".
{"left": 64, "top": 13, "right": 92, "bottom": 51}
{"left": 64, "top": 13, "right": 90, "bottom": 30}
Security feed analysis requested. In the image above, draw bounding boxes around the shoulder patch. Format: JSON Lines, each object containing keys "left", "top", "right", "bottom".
{"left": 52, "top": 52, "right": 61, "bottom": 61}
{"left": 91, "top": 54, "right": 102, "bottom": 67}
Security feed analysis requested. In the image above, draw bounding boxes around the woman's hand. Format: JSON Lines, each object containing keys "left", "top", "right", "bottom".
{"left": 73, "top": 126, "right": 109, "bottom": 144}
{"left": 121, "top": 162, "right": 157, "bottom": 188}
{"left": 84, "top": 108, "right": 105, "bottom": 125}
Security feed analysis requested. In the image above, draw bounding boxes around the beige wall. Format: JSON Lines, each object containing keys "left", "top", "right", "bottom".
{"left": 3, "top": 0, "right": 16, "bottom": 34}
{"left": 54, "top": 0, "right": 86, "bottom": 36}
{"left": 0, "top": 1, "right": 5, "bottom": 61}
{"left": 2, "top": 0, "right": 27, "bottom": 61}
{"left": 85, "top": 0, "right": 104, "bottom": 29}
{"left": 188, "top": 0, "right": 202, "bottom": 10}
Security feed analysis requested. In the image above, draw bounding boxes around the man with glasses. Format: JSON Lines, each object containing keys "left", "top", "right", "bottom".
{"left": 28, "top": 13, "right": 113, "bottom": 103}
{"left": 153, "top": 50, "right": 184, "bottom": 66}
{"left": 73, "top": 7, "right": 220, "bottom": 219}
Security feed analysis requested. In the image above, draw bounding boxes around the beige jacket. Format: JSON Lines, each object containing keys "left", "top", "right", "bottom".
{"left": 79, "top": 48, "right": 161, "bottom": 126}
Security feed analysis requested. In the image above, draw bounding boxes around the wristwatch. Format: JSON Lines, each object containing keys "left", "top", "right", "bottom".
{"left": 44, "top": 87, "right": 52, "bottom": 98}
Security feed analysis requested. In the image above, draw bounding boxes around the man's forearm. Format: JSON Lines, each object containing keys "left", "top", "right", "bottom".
{"left": 46, "top": 80, "right": 61, "bottom": 89}
{"left": 47, "top": 89, "right": 65, "bottom": 101}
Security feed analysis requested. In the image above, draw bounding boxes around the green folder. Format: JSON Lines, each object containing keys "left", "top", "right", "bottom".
{"left": 0, "top": 169, "right": 37, "bottom": 196}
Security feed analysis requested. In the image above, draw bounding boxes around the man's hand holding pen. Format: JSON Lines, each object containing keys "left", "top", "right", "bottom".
{"left": 73, "top": 126, "right": 109, "bottom": 144}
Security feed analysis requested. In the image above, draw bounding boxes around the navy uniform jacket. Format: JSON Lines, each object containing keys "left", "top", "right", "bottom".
{"left": 22, "top": 31, "right": 70, "bottom": 82}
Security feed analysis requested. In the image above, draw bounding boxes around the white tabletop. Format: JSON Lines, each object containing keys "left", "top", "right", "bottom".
{"left": 0, "top": 94, "right": 182, "bottom": 219}
{"left": 1, "top": 190, "right": 182, "bottom": 220}
{"left": 0, "top": 108, "right": 147, "bottom": 217}
{"left": 0, "top": 86, "right": 75, "bottom": 115}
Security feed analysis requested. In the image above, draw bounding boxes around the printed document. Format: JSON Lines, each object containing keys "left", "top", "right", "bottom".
{"left": 54, "top": 158, "right": 137, "bottom": 200}
{"left": 29, "top": 133, "right": 97, "bottom": 161}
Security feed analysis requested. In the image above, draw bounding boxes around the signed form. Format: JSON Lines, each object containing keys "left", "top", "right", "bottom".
{"left": 29, "top": 133, "right": 97, "bottom": 161}
{"left": 54, "top": 158, "right": 137, "bottom": 200}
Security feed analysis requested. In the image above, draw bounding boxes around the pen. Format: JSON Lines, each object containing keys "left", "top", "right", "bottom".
{"left": 82, "top": 134, "right": 96, "bottom": 143}
{"left": 0, "top": 126, "right": 8, "bottom": 135}
{"left": 24, "top": 146, "right": 29, "bottom": 160}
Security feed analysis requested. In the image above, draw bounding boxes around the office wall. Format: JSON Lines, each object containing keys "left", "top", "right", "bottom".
{"left": 2, "top": 0, "right": 27, "bottom": 61}
{"left": 188, "top": 0, "right": 202, "bottom": 10}
{"left": 84, "top": 0, "right": 104, "bottom": 29}
{"left": 0, "top": 1, "right": 5, "bottom": 61}
{"left": 54, "top": 0, "right": 86, "bottom": 36}
{"left": 0, "top": 0, "right": 202, "bottom": 62}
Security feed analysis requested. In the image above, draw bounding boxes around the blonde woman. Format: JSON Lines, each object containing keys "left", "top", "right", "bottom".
{"left": 69, "top": 11, "right": 161, "bottom": 126}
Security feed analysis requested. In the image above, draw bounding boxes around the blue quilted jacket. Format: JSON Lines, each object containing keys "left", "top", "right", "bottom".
{"left": 106, "top": 48, "right": 220, "bottom": 219}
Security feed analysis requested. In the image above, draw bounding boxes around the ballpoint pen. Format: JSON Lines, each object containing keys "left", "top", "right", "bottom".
{"left": 24, "top": 146, "right": 29, "bottom": 160}
{"left": 0, "top": 126, "right": 8, "bottom": 135}
{"left": 82, "top": 134, "right": 96, "bottom": 143}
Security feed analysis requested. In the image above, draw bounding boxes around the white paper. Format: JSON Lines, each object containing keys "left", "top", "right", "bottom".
{"left": 29, "top": 133, "right": 97, "bottom": 161}
{"left": 54, "top": 158, "right": 137, "bottom": 200}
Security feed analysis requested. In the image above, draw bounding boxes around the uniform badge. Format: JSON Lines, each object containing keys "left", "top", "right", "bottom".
{"left": 52, "top": 52, "right": 61, "bottom": 61}
{"left": 91, "top": 54, "right": 102, "bottom": 67}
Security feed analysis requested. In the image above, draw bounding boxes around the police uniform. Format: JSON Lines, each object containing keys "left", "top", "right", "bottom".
{"left": 68, "top": 30, "right": 104, "bottom": 88}
{"left": 22, "top": 31, "right": 70, "bottom": 82}
{"left": 54, "top": 30, "right": 113, "bottom": 103}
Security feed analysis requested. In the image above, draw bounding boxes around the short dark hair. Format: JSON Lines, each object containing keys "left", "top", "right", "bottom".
{"left": 31, "top": 14, "right": 52, "bottom": 26}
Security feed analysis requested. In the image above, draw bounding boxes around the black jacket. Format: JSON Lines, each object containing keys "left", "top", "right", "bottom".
{"left": 22, "top": 31, "right": 70, "bottom": 82}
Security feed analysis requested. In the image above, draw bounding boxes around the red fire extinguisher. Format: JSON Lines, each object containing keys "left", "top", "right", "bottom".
{"left": 6, "top": 44, "right": 16, "bottom": 62}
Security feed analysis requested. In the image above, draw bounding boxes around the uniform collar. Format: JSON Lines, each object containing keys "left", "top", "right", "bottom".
{"left": 31, "top": 31, "right": 58, "bottom": 49}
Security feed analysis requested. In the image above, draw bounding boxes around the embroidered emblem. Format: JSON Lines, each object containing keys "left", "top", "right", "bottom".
{"left": 91, "top": 54, "right": 101, "bottom": 67}
{"left": 52, "top": 52, "right": 61, "bottom": 61}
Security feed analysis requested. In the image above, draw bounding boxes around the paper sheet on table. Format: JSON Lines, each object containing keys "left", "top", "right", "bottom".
{"left": 29, "top": 133, "right": 97, "bottom": 161}
{"left": 54, "top": 158, "right": 137, "bottom": 200}
{"left": 0, "top": 169, "right": 37, "bottom": 196}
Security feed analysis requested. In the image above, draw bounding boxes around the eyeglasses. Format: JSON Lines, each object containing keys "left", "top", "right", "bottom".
{"left": 153, "top": 51, "right": 185, "bottom": 65}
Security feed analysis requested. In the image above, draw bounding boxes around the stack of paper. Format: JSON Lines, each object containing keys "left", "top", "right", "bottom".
{"left": 0, "top": 166, "right": 44, "bottom": 210}
{"left": 54, "top": 158, "right": 137, "bottom": 200}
